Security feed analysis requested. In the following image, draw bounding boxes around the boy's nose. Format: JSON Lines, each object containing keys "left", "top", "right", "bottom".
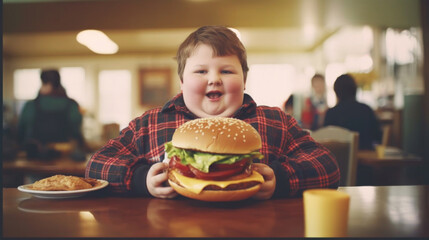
{"left": 208, "top": 73, "right": 222, "bottom": 86}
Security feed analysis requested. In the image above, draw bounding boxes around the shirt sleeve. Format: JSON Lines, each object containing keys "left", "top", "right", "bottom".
{"left": 85, "top": 119, "right": 150, "bottom": 196}
{"left": 257, "top": 108, "right": 340, "bottom": 198}
{"left": 285, "top": 116, "right": 340, "bottom": 196}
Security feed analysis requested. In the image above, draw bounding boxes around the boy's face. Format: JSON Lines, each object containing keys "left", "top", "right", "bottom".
{"left": 181, "top": 44, "right": 245, "bottom": 118}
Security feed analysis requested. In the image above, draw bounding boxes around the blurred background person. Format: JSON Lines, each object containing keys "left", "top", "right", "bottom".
{"left": 301, "top": 73, "right": 328, "bottom": 130}
{"left": 324, "top": 74, "right": 382, "bottom": 150}
{"left": 283, "top": 94, "right": 295, "bottom": 116}
{"left": 17, "top": 69, "right": 85, "bottom": 159}
{"left": 283, "top": 94, "right": 302, "bottom": 126}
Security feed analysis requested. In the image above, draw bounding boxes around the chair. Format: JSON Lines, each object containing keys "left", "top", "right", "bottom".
{"left": 381, "top": 125, "right": 391, "bottom": 146}
{"left": 311, "top": 126, "right": 359, "bottom": 186}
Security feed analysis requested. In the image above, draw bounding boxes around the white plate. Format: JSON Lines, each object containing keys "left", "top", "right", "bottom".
{"left": 17, "top": 180, "right": 109, "bottom": 199}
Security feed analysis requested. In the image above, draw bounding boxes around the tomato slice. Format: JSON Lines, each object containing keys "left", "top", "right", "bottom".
{"left": 189, "top": 165, "right": 243, "bottom": 180}
{"left": 188, "top": 158, "right": 250, "bottom": 180}
{"left": 169, "top": 156, "right": 250, "bottom": 180}
{"left": 169, "top": 156, "right": 194, "bottom": 177}
{"left": 210, "top": 158, "right": 249, "bottom": 171}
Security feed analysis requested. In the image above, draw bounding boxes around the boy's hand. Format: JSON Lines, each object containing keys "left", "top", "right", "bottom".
{"left": 147, "top": 162, "right": 178, "bottom": 199}
{"left": 251, "top": 163, "right": 276, "bottom": 200}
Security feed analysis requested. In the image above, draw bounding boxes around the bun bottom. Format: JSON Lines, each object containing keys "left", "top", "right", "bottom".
{"left": 168, "top": 179, "right": 262, "bottom": 202}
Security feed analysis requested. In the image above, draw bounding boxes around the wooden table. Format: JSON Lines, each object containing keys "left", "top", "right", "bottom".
{"left": 3, "top": 185, "right": 429, "bottom": 238}
{"left": 357, "top": 147, "right": 424, "bottom": 185}
{"left": 358, "top": 147, "right": 423, "bottom": 167}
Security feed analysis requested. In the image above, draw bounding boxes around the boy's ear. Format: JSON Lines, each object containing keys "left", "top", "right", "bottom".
{"left": 179, "top": 80, "right": 183, "bottom": 91}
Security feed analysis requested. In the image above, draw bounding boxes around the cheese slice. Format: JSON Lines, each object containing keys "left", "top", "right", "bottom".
{"left": 171, "top": 170, "right": 264, "bottom": 194}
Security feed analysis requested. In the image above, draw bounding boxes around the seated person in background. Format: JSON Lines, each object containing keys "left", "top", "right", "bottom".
{"left": 324, "top": 74, "right": 382, "bottom": 150}
{"left": 86, "top": 26, "right": 340, "bottom": 200}
{"left": 301, "top": 74, "right": 328, "bottom": 131}
{"left": 283, "top": 94, "right": 302, "bottom": 126}
{"left": 18, "top": 69, "right": 84, "bottom": 159}
{"left": 283, "top": 94, "right": 294, "bottom": 116}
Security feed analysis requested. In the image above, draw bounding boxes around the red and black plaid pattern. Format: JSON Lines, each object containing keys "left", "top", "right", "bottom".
{"left": 86, "top": 93, "right": 340, "bottom": 197}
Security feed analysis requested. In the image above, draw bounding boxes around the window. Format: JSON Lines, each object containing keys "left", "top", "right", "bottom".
{"left": 14, "top": 67, "right": 87, "bottom": 106}
{"left": 13, "top": 69, "right": 41, "bottom": 100}
{"left": 98, "top": 70, "right": 132, "bottom": 129}
{"left": 60, "top": 67, "right": 87, "bottom": 107}
{"left": 245, "top": 64, "right": 298, "bottom": 109}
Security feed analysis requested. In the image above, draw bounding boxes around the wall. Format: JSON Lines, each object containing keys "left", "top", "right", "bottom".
{"left": 3, "top": 50, "right": 321, "bottom": 135}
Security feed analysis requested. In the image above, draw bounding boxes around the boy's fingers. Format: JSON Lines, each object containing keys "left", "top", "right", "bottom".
{"left": 253, "top": 163, "right": 274, "bottom": 180}
{"left": 156, "top": 186, "right": 178, "bottom": 199}
{"left": 151, "top": 171, "right": 168, "bottom": 186}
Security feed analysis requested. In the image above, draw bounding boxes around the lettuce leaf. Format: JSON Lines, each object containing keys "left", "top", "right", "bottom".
{"left": 164, "top": 141, "right": 264, "bottom": 173}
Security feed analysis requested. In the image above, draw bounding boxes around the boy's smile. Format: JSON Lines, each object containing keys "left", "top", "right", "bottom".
{"left": 206, "top": 90, "right": 223, "bottom": 101}
{"left": 181, "top": 44, "right": 245, "bottom": 118}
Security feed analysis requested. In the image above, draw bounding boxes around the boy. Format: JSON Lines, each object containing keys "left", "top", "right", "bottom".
{"left": 86, "top": 26, "right": 340, "bottom": 199}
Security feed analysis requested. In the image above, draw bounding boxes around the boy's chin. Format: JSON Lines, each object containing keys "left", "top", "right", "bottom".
{"left": 192, "top": 108, "right": 236, "bottom": 118}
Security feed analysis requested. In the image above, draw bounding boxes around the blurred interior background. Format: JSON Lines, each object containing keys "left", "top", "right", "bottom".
{"left": 3, "top": 0, "right": 429, "bottom": 184}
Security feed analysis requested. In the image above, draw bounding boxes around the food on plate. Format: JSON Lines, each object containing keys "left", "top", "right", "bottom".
{"left": 29, "top": 175, "right": 101, "bottom": 191}
{"left": 165, "top": 117, "right": 265, "bottom": 201}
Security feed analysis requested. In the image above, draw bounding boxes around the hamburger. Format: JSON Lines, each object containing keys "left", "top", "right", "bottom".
{"left": 164, "top": 117, "right": 265, "bottom": 202}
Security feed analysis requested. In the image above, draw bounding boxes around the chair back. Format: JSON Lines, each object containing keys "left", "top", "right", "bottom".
{"left": 311, "top": 126, "right": 359, "bottom": 186}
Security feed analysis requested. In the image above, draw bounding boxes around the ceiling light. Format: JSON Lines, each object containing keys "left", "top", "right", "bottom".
{"left": 76, "top": 29, "right": 118, "bottom": 54}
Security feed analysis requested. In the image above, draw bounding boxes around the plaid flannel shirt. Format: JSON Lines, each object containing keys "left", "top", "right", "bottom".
{"left": 86, "top": 93, "right": 340, "bottom": 197}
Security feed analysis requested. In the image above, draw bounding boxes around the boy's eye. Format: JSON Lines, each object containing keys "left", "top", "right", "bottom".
{"left": 221, "top": 70, "right": 233, "bottom": 74}
{"left": 195, "top": 70, "right": 207, "bottom": 74}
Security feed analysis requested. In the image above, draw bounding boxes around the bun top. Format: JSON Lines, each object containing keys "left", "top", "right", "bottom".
{"left": 172, "top": 117, "right": 262, "bottom": 154}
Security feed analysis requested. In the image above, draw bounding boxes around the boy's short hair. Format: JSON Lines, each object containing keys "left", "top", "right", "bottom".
{"left": 176, "top": 26, "right": 249, "bottom": 82}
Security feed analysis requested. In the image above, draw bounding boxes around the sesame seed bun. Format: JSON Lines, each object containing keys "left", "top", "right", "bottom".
{"left": 171, "top": 117, "right": 262, "bottom": 154}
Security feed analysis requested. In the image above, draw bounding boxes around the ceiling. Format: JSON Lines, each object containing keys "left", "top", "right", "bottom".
{"left": 3, "top": 0, "right": 421, "bottom": 58}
